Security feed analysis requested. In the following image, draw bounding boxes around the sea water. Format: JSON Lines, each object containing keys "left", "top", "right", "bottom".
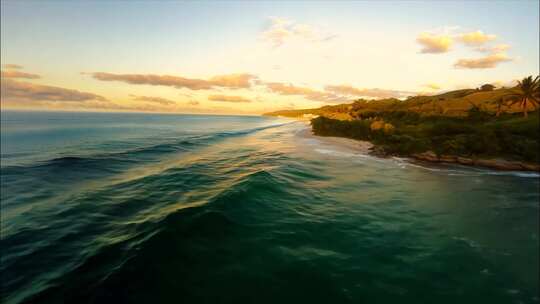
{"left": 1, "top": 111, "right": 538, "bottom": 303}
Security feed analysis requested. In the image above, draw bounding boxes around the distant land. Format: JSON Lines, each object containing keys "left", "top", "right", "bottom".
{"left": 265, "top": 79, "right": 540, "bottom": 171}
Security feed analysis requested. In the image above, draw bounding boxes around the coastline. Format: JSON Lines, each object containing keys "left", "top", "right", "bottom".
{"left": 296, "top": 126, "right": 374, "bottom": 154}
{"left": 296, "top": 121, "right": 540, "bottom": 172}
{"left": 408, "top": 151, "right": 540, "bottom": 172}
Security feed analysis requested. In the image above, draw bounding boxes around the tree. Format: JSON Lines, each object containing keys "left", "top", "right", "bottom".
{"left": 502, "top": 76, "right": 539, "bottom": 118}
{"left": 491, "top": 97, "right": 508, "bottom": 117}
{"left": 480, "top": 84, "right": 495, "bottom": 91}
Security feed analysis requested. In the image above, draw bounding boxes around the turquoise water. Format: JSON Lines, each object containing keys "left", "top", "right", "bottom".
{"left": 1, "top": 111, "right": 538, "bottom": 303}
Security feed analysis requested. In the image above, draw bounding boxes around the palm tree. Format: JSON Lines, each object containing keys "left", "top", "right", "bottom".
{"left": 491, "top": 97, "right": 508, "bottom": 117}
{"left": 502, "top": 76, "right": 539, "bottom": 118}
{"left": 534, "top": 78, "right": 540, "bottom": 101}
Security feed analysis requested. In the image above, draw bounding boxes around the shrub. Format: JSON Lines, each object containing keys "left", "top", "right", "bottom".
{"left": 311, "top": 113, "right": 538, "bottom": 163}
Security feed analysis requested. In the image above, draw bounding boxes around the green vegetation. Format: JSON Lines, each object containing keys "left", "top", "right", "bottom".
{"left": 266, "top": 76, "right": 540, "bottom": 164}
{"left": 499, "top": 76, "right": 539, "bottom": 118}
{"left": 311, "top": 110, "right": 539, "bottom": 163}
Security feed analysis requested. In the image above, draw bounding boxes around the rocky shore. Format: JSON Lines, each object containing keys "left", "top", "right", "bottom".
{"left": 299, "top": 122, "right": 540, "bottom": 172}
{"left": 410, "top": 151, "right": 540, "bottom": 172}
{"left": 369, "top": 145, "right": 539, "bottom": 171}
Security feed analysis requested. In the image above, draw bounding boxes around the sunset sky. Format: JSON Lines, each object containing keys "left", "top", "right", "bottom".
{"left": 1, "top": 1, "right": 539, "bottom": 114}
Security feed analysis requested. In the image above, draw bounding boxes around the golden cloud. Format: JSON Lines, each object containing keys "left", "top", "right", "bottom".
{"left": 1, "top": 70, "right": 41, "bottom": 79}
{"left": 265, "top": 82, "right": 347, "bottom": 102}
{"left": 208, "top": 94, "right": 252, "bottom": 103}
{"left": 129, "top": 95, "right": 177, "bottom": 105}
{"left": 454, "top": 53, "right": 512, "bottom": 69}
{"left": 267, "top": 82, "right": 410, "bottom": 102}
{"left": 2, "top": 64, "right": 23, "bottom": 70}
{"left": 458, "top": 30, "right": 496, "bottom": 46}
{"left": 416, "top": 32, "right": 453, "bottom": 53}
{"left": 1, "top": 79, "right": 107, "bottom": 102}
{"left": 91, "top": 72, "right": 257, "bottom": 90}
{"left": 266, "top": 82, "right": 319, "bottom": 95}
{"left": 209, "top": 74, "right": 257, "bottom": 88}
{"left": 324, "top": 85, "right": 415, "bottom": 99}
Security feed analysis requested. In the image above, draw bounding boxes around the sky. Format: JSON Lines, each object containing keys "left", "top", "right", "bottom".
{"left": 1, "top": 0, "right": 539, "bottom": 114}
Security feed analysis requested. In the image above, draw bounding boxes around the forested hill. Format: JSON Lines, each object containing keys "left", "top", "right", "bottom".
{"left": 264, "top": 82, "right": 540, "bottom": 169}
{"left": 264, "top": 87, "right": 534, "bottom": 120}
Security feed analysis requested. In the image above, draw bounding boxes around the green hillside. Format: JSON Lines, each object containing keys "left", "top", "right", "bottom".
{"left": 265, "top": 80, "right": 540, "bottom": 167}
{"left": 264, "top": 87, "right": 535, "bottom": 119}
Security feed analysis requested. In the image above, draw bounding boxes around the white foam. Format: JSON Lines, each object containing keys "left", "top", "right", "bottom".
{"left": 314, "top": 148, "right": 358, "bottom": 158}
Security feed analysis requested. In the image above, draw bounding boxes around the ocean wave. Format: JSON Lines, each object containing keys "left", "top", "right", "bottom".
{"left": 14, "top": 166, "right": 292, "bottom": 303}
{"left": 399, "top": 160, "right": 540, "bottom": 178}
{"left": 2, "top": 145, "right": 303, "bottom": 303}
{"left": 1, "top": 122, "right": 291, "bottom": 174}
{"left": 3, "top": 115, "right": 539, "bottom": 304}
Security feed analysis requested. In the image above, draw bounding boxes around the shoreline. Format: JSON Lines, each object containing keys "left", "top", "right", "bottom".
{"left": 296, "top": 127, "right": 374, "bottom": 154}
{"left": 296, "top": 122, "right": 540, "bottom": 172}
{"left": 407, "top": 151, "right": 540, "bottom": 172}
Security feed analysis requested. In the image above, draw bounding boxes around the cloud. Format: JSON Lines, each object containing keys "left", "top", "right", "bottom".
{"left": 475, "top": 44, "right": 511, "bottom": 54}
{"left": 417, "top": 29, "right": 499, "bottom": 54}
{"left": 454, "top": 53, "right": 512, "bottom": 69}
{"left": 2, "top": 64, "right": 23, "bottom": 70}
{"left": 416, "top": 32, "right": 453, "bottom": 53}
{"left": 208, "top": 94, "right": 252, "bottom": 103}
{"left": 423, "top": 83, "right": 441, "bottom": 90}
{"left": 187, "top": 100, "right": 200, "bottom": 106}
{"left": 261, "top": 17, "right": 336, "bottom": 47}
{"left": 303, "top": 91, "right": 348, "bottom": 102}
{"left": 91, "top": 72, "right": 257, "bottom": 90}
{"left": 457, "top": 30, "right": 496, "bottom": 46}
{"left": 416, "top": 28, "right": 513, "bottom": 70}
{"left": 1, "top": 70, "right": 41, "bottom": 79}
{"left": 265, "top": 82, "right": 347, "bottom": 102}
{"left": 324, "top": 84, "right": 414, "bottom": 99}
{"left": 491, "top": 79, "right": 519, "bottom": 88}
{"left": 1, "top": 79, "right": 107, "bottom": 102}
{"left": 129, "top": 95, "right": 177, "bottom": 105}
{"left": 266, "top": 82, "right": 318, "bottom": 95}
{"left": 209, "top": 73, "right": 257, "bottom": 88}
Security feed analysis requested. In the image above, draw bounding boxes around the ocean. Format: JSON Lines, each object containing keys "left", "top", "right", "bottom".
{"left": 1, "top": 111, "right": 538, "bottom": 303}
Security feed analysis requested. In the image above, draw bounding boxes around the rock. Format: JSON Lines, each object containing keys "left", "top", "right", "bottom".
{"left": 369, "top": 145, "right": 390, "bottom": 158}
{"left": 520, "top": 163, "right": 540, "bottom": 171}
{"left": 475, "top": 159, "right": 524, "bottom": 171}
{"left": 408, "top": 151, "right": 539, "bottom": 171}
{"left": 413, "top": 151, "right": 439, "bottom": 162}
{"left": 456, "top": 157, "right": 474, "bottom": 165}
{"left": 439, "top": 155, "right": 458, "bottom": 163}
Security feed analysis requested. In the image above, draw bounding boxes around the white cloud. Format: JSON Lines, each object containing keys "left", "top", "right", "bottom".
{"left": 261, "top": 17, "right": 336, "bottom": 47}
